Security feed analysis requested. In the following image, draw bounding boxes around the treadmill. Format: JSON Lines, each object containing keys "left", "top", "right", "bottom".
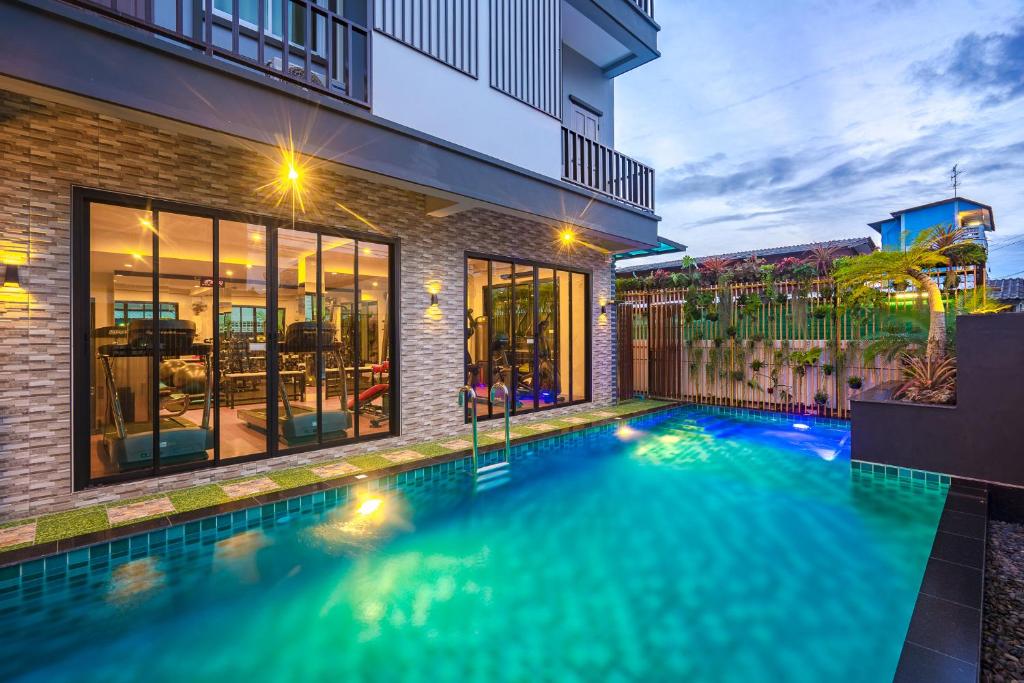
{"left": 237, "top": 321, "right": 352, "bottom": 445}
{"left": 100, "top": 319, "right": 214, "bottom": 469}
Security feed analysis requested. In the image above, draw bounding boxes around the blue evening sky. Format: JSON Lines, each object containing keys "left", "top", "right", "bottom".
{"left": 616, "top": 0, "right": 1024, "bottom": 278}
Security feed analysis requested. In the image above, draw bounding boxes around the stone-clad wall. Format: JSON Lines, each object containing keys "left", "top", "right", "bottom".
{"left": 0, "top": 90, "right": 614, "bottom": 519}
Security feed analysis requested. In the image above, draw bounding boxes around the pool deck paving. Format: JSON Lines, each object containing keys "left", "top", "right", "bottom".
{"left": 0, "top": 399, "right": 678, "bottom": 567}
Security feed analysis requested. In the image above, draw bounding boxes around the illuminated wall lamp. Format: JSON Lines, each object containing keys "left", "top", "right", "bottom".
{"left": 2, "top": 264, "right": 21, "bottom": 289}
{"left": 430, "top": 292, "right": 439, "bottom": 307}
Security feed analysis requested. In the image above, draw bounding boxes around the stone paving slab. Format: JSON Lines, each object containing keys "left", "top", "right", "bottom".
{"left": 440, "top": 440, "right": 473, "bottom": 451}
{"left": 311, "top": 461, "right": 360, "bottom": 479}
{"left": 220, "top": 477, "right": 279, "bottom": 498}
{"left": 525, "top": 423, "right": 558, "bottom": 431}
{"left": 484, "top": 431, "right": 523, "bottom": 441}
{"left": 381, "top": 450, "right": 424, "bottom": 464}
{"left": 0, "top": 523, "right": 37, "bottom": 549}
{"left": 590, "top": 411, "right": 616, "bottom": 418}
{"left": 107, "top": 498, "right": 175, "bottom": 526}
{"left": 561, "top": 416, "right": 589, "bottom": 424}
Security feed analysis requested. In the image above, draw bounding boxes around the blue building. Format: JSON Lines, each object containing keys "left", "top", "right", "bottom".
{"left": 868, "top": 197, "right": 995, "bottom": 251}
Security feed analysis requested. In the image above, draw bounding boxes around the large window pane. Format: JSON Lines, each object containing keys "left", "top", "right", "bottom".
{"left": 219, "top": 221, "right": 268, "bottom": 460}
{"left": 356, "top": 241, "right": 391, "bottom": 436}
{"left": 321, "top": 235, "right": 356, "bottom": 443}
{"left": 537, "top": 267, "right": 557, "bottom": 408}
{"left": 89, "top": 203, "right": 154, "bottom": 479}
{"left": 157, "top": 212, "right": 215, "bottom": 469}
{"left": 489, "top": 261, "right": 514, "bottom": 418}
{"left": 571, "top": 272, "right": 588, "bottom": 402}
{"left": 514, "top": 264, "right": 536, "bottom": 413}
{"left": 557, "top": 270, "right": 571, "bottom": 405}
{"left": 465, "top": 258, "right": 490, "bottom": 416}
{"left": 267, "top": 228, "right": 319, "bottom": 446}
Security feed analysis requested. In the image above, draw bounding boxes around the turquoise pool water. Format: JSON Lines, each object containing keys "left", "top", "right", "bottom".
{"left": 1, "top": 407, "right": 946, "bottom": 682}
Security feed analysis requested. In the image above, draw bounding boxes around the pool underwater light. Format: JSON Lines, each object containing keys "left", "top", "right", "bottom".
{"left": 793, "top": 423, "right": 811, "bottom": 431}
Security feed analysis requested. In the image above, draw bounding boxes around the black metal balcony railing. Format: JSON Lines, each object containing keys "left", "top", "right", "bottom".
{"left": 561, "top": 127, "right": 655, "bottom": 212}
{"left": 631, "top": 0, "right": 654, "bottom": 19}
{"left": 72, "top": 0, "right": 371, "bottom": 107}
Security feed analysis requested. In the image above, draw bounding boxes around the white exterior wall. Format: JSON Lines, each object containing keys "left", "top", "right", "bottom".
{"left": 371, "top": 3, "right": 562, "bottom": 179}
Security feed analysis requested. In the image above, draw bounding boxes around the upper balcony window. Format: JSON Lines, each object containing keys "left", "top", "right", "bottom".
{"left": 72, "top": 0, "right": 371, "bottom": 106}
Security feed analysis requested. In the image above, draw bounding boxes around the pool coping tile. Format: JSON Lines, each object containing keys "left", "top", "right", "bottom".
{"left": 893, "top": 482, "right": 987, "bottom": 683}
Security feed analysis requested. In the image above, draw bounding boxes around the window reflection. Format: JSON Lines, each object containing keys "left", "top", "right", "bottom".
{"left": 356, "top": 241, "right": 391, "bottom": 436}
{"left": 90, "top": 204, "right": 155, "bottom": 478}
{"left": 218, "top": 221, "right": 268, "bottom": 460}
{"left": 320, "top": 235, "right": 357, "bottom": 442}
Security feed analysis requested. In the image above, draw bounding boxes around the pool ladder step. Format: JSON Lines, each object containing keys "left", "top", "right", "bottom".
{"left": 475, "top": 462, "right": 511, "bottom": 492}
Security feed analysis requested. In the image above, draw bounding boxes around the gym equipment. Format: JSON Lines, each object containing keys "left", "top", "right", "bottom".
{"left": 100, "top": 319, "right": 213, "bottom": 470}
{"left": 237, "top": 321, "right": 352, "bottom": 445}
{"left": 350, "top": 362, "right": 389, "bottom": 427}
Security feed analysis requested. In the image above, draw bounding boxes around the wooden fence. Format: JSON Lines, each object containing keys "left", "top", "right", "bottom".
{"left": 616, "top": 267, "right": 980, "bottom": 418}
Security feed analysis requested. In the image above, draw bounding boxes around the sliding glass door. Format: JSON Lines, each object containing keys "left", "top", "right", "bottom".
{"left": 75, "top": 190, "right": 397, "bottom": 489}
{"left": 464, "top": 254, "right": 590, "bottom": 422}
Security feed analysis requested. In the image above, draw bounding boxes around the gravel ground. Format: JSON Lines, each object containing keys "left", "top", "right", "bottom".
{"left": 983, "top": 520, "right": 1024, "bottom": 682}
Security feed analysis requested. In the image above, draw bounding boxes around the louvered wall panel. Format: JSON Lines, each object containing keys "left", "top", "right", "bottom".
{"left": 375, "top": 0, "right": 478, "bottom": 77}
{"left": 489, "top": 0, "right": 560, "bottom": 118}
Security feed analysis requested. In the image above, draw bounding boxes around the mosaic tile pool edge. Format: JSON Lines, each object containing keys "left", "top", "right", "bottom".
{"left": 851, "top": 460, "right": 952, "bottom": 487}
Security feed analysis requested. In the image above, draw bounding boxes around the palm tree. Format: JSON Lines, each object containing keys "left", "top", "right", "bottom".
{"left": 808, "top": 244, "right": 839, "bottom": 276}
{"left": 834, "top": 228, "right": 954, "bottom": 362}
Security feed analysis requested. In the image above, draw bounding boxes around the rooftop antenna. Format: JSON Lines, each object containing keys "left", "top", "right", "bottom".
{"left": 950, "top": 163, "right": 964, "bottom": 197}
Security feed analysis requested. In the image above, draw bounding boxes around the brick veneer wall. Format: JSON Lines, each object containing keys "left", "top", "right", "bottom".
{"left": 0, "top": 90, "right": 616, "bottom": 519}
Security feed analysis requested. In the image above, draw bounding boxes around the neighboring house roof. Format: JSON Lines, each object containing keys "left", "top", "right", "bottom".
{"left": 989, "top": 278, "right": 1024, "bottom": 302}
{"left": 615, "top": 237, "right": 877, "bottom": 274}
{"left": 868, "top": 196, "right": 996, "bottom": 233}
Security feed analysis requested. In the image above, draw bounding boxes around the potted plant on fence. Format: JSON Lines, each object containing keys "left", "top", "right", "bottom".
{"left": 847, "top": 376, "right": 863, "bottom": 390}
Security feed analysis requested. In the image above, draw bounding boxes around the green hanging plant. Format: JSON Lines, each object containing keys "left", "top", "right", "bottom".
{"left": 751, "top": 359, "right": 765, "bottom": 372}
{"left": 725, "top": 325, "right": 738, "bottom": 338}
{"left": 822, "top": 364, "right": 834, "bottom": 376}
{"left": 730, "top": 369, "right": 745, "bottom": 382}
{"left": 813, "top": 390, "right": 830, "bottom": 406}
{"left": 847, "top": 376, "right": 863, "bottom": 390}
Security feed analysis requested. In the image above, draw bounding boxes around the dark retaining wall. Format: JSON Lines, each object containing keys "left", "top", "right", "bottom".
{"left": 851, "top": 312, "right": 1024, "bottom": 487}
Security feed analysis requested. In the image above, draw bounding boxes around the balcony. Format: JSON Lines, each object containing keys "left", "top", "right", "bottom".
{"left": 630, "top": 0, "right": 654, "bottom": 19}
{"left": 68, "top": 0, "right": 370, "bottom": 106}
{"left": 561, "top": 127, "right": 655, "bottom": 212}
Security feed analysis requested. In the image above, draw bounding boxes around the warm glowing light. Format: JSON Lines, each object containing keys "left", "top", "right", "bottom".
{"left": 357, "top": 498, "right": 383, "bottom": 516}
{"left": 615, "top": 424, "right": 638, "bottom": 440}
{"left": 362, "top": 247, "right": 372, "bottom": 255}
{"left": 124, "top": 263, "right": 133, "bottom": 268}
{"left": 560, "top": 229, "right": 576, "bottom": 244}
{"left": 139, "top": 217, "right": 157, "bottom": 235}
{"left": 372, "top": 281, "right": 379, "bottom": 287}
{"left": 251, "top": 233, "right": 263, "bottom": 242}
{"left": 287, "top": 165, "right": 299, "bottom": 181}
{"left": 355, "top": 474, "right": 368, "bottom": 480}
{"left": 426, "top": 281, "right": 442, "bottom": 296}
{"left": 246, "top": 264, "right": 253, "bottom": 269}
{"left": 131, "top": 253, "right": 143, "bottom": 261}
{"left": 225, "top": 270, "right": 234, "bottom": 277}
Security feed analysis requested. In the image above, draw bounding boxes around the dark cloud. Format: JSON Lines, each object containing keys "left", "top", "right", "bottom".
{"left": 660, "top": 156, "right": 796, "bottom": 200}
{"left": 912, "top": 22, "right": 1024, "bottom": 106}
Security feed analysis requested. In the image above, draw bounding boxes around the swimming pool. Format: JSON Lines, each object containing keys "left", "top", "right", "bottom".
{"left": 1, "top": 406, "right": 946, "bottom": 682}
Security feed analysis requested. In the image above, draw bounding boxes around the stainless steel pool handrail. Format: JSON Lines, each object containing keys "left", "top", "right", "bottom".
{"left": 489, "top": 381, "right": 511, "bottom": 464}
{"left": 458, "top": 385, "right": 479, "bottom": 468}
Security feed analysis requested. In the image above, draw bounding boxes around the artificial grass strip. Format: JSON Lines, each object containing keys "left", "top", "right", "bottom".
{"left": 268, "top": 468, "right": 320, "bottom": 489}
{"left": 411, "top": 442, "right": 449, "bottom": 457}
{"left": 346, "top": 454, "right": 392, "bottom": 471}
{"left": 169, "top": 485, "right": 230, "bottom": 513}
{"left": 35, "top": 507, "right": 109, "bottom": 543}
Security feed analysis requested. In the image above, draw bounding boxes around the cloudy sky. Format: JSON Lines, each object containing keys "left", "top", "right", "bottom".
{"left": 615, "top": 0, "right": 1024, "bottom": 278}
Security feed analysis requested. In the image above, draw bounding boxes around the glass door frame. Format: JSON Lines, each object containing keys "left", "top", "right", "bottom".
{"left": 72, "top": 187, "right": 400, "bottom": 490}
{"left": 463, "top": 251, "right": 592, "bottom": 423}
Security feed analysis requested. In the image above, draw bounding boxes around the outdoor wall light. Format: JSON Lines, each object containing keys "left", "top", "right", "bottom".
{"left": 426, "top": 281, "right": 442, "bottom": 310}
{"left": 430, "top": 292, "right": 439, "bottom": 307}
{"left": 2, "top": 264, "right": 20, "bottom": 289}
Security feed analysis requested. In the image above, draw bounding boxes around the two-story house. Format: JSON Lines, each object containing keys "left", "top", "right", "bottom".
{"left": 0, "top": 0, "right": 667, "bottom": 516}
{"left": 868, "top": 197, "right": 995, "bottom": 251}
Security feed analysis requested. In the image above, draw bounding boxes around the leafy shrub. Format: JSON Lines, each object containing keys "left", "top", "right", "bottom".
{"left": 813, "top": 390, "right": 829, "bottom": 405}
{"left": 894, "top": 354, "right": 957, "bottom": 405}
{"left": 847, "top": 376, "right": 863, "bottom": 389}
